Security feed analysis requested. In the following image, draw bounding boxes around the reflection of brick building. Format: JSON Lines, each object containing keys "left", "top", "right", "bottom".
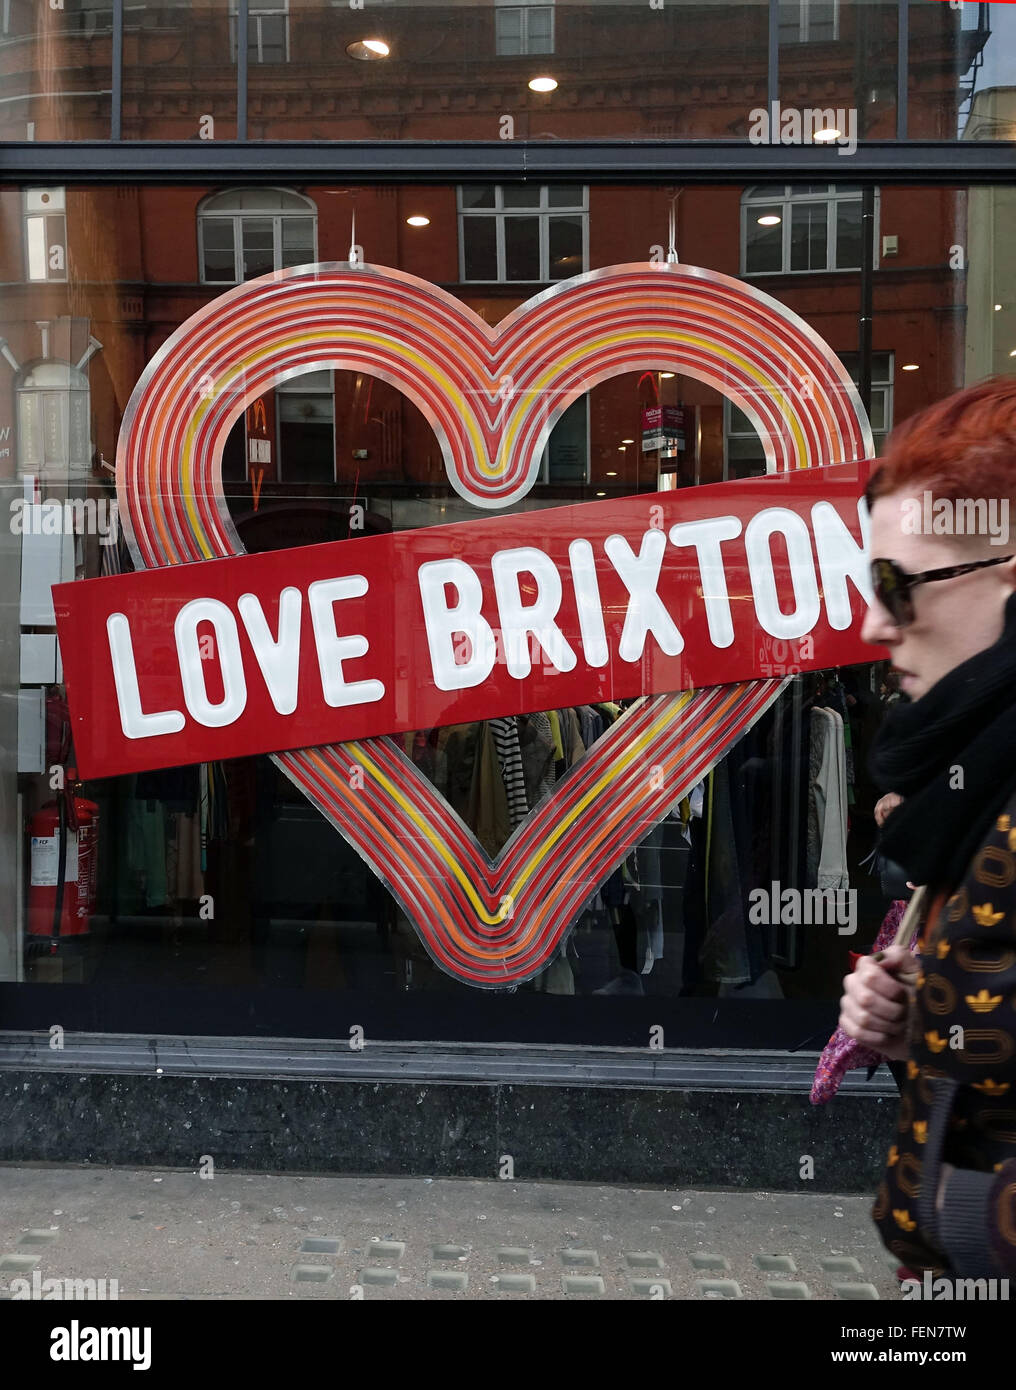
{"left": 0, "top": 177, "right": 972, "bottom": 504}
{"left": 0, "top": 1, "right": 984, "bottom": 142}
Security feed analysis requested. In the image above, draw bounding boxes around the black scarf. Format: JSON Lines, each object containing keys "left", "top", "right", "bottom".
{"left": 869, "top": 590, "right": 1016, "bottom": 894}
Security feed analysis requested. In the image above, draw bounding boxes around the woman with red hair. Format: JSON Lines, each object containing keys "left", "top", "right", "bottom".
{"left": 839, "top": 374, "right": 1016, "bottom": 1282}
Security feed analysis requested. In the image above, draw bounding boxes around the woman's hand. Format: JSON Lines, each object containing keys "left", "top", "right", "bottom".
{"left": 874, "top": 791, "right": 904, "bottom": 827}
{"left": 839, "top": 944, "right": 919, "bottom": 1061}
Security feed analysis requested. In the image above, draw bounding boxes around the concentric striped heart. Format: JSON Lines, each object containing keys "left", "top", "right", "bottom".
{"left": 116, "top": 260, "right": 872, "bottom": 987}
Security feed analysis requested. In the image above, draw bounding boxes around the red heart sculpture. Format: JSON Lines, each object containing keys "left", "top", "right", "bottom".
{"left": 116, "top": 261, "right": 871, "bottom": 987}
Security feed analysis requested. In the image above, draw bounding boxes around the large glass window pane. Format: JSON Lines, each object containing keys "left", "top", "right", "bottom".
{"left": 504, "top": 216, "right": 540, "bottom": 280}
{"left": 790, "top": 202, "right": 828, "bottom": 272}
{"left": 548, "top": 216, "right": 582, "bottom": 280}
{"left": 462, "top": 218, "right": 498, "bottom": 281}
{"left": 835, "top": 198, "right": 863, "bottom": 269}
{"left": 241, "top": 219, "right": 275, "bottom": 280}
{"left": 745, "top": 211, "right": 784, "bottom": 274}
{"left": 201, "top": 221, "right": 237, "bottom": 283}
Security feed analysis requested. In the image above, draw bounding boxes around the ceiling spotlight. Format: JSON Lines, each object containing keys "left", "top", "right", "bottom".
{"left": 902, "top": 363, "right": 920, "bottom": 371}
{"left": 346, "top": 38, "right": 389, "bottom": 59}
{"left": 617, "top": 446, "right": 626, "bottom": 452}
{"left": 606, "top": 471, "right": 618, "bottom": 477}
{"left": 406, "top": 215, "right": 430, "bottom": 227}
{"left": 660, "top": 371, "right": 675, "bottom": 379}
{"left": 996, "top": 304, "right": 1003, "bottom": 311}
{"left": 1010, "top": 349, "right": 1016, "bottom": 358}
{"left": 757, "top": 213, "right": 781, "bottom": 227}
{"left": 595, "top": 490, "right": 606, "bottom": 497}
{"left": 813, "top": 127, "right": 840, "bottom": 142}
{"left": 528, "top": 76, "right": 558, "bottom": 93}
{"left": 621, "top": 438, "right": 634, "bottom": 444}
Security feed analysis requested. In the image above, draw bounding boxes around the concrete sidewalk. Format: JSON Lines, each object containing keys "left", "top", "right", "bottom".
{"left": 0, "top": 1166, "right": 906, "bottom": 1300}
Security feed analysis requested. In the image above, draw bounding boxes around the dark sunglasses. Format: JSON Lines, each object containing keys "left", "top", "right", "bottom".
{"left": 871, "top": 554, "right": 1016, "bottom": 628}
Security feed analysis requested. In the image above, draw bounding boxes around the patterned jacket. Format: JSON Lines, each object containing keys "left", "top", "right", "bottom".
{"left": 873, "top": 795, "right": 1016, "bottom": 1275}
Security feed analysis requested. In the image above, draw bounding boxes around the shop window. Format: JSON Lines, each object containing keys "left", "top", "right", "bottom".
{"left": 724, "top": 352, "right": 893, "bottom": 476}
{"left": 779, "top": 0, "right": 839, "bottom": 44}
{"left": 229, "top": 1, "right": 289, "bottom": 64}
{"left": 198, "top": 187, "right": 316, "bottom": 285}
{"left": 277, "top": 368, "right": 335, "bottom": 484}
{"left": 741, "top": 185, "right": 876, "bottom": 276}
{"left": 16, "top": 360, "right": 92, "bottom": 482}
{"left": 23, "top": 188, "right": 67, "bottom": 283}
{"left": 458, "top": 185, "right": 587, "bottom": 284}
{"left": 496, "top": 1, "right": 554, "bottom": 57}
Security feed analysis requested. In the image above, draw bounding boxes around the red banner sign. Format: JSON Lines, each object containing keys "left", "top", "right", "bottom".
{"left": 53, "top": 460, "right": 881, "bottom": 781}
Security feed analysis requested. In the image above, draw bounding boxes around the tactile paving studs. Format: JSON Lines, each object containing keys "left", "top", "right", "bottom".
{"left": 767, "top": 1281, "right": 812, "bottom": 1299}
{"left": 630, "top": 1278, "right": 673, "bottom": 1297}
{"left": 833, "top": 1282, "right": 880, "bottom": 1300}
{"left": 820, "top": 1256, "right": 863, "bottom": 1275}
{"left": 0, "top": 1255, "right": 40, "bottom": 1272}
{"left": 625, "top": 1251, "right": 665, "bottom": 1270}
{"left": 370, "top": 1241, "right": 406, "bottom": 1261}
{"left": 560, "top": 1249, "right": 600, "bottom": 1268}
{"left": 358, "top": 1268, "right": 399, "bottom": 1287}
{"left": 299, "top": 1238, "right": 341, "bottom": 1255}
{"left": 432, "top": 1245, "right": 469, "bottom": 1261}
{"left": 496, "top": 1247, "right": 535, "bottom": 1265}
{"left": 691, "top": 1252, "right": 730, "bottom": 1271}
{"left": 427, "top": 1270, "right": 469, "bottom": 1291}
{"left": 495, "top": 1273, "right": 537, "bottom": 1293}
{"left": 695, "top": 1278, "right": 742, "bottom": 1298}
{"left": 292, "top": 1265, "right": 332, "bottom": 1283}
{"left": 563, "top": 1275, "right": 606, "bottom": 1295}
{"left": 755, "top": 1254, "right": 797, "bottom": 1273}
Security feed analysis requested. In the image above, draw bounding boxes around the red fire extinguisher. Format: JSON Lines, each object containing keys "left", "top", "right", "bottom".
{"left": 27, "top": 785, "right": 99, "bottom": 941}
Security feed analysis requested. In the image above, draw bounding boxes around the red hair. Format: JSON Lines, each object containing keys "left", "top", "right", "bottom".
{"left": 868, "top": 375, "right": 1016, "bottom": 509}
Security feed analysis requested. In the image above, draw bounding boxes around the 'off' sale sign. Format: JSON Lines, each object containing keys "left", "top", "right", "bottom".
{"left": 53, "top": 461, "right": 878, "bottom": 781}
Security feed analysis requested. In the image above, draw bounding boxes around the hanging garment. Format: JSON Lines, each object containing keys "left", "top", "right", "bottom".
{"left": 813, "top": 707, "right": 850, "bottom": 892}
{"left": 561, "top": 707, "right": 586, "bottom": 766}
{"left": 467, "top": 722, "right": 511, "bottom": 858}
{"left": 518, "top": 712, "right": 556, "bottom": 807}
{"left": 490, "top": 717, "right": 529, "bottom": 830}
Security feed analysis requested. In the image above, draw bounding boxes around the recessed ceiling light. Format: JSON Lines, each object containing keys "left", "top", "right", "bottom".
{"left": 902, "top": 363, "right": 920, "bottom": 371}
{"left": 996, "top": 303, "right": 1003, "bottom": 311}
{"left": 1010, "top": 349, "right": 1016, "bottom": 358}
{"left": 606, "top": 471, "right": 618, "bottom": 477}
{"left": 528, "top": 76, "right": 558, "bottom": 93}
{"left": 660, "top": 371, "right": 675, "bottom": 379}
{"left": 595, "top": 490, "right": 606, "bottom": 497}
{"left": 346, "top": 38, "right": 389, "bottom": 60}
{"left": 406, "top": 215, "right": 430, "bottom": 227}
{"left": 813, "top": 127, "right": 840, "bottom": 142}
{"left": 617, "top": 446, "right": 626, "bottom": 452}
{"left": 757, "top": 213, "right": 781, "bottom": 227}
{"left": 621, "top": 438, "right": 634, "bottom": 444}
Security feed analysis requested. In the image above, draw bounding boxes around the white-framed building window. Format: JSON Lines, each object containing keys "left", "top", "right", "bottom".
{"left": 229, "top": 1, "right": 289, "bottom": 63}
{"left": 741, "top": 185, "right": 877, "bottom": 276}
{"left": 496, "top": 0, "right": 554, "bottom": 56}
{"left": 23, "top": 189, "right": 67, "bottom": 283}
{"left": 276, "top": 368, "right": 335, "bottom": 484}
{"left": 198, "top": 188, "right": 316, "bottom": 285}
{"left": 723, "top": 351, "right": 893, "bottom": 477}
{"left": 779, "top": 0, "right": 839, "bottom": 44}
{"left": 458, "top": 185, "right": 587, "bottom": 284}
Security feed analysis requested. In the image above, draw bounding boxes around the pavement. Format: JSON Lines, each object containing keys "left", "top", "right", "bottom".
{"left": 0, "top": 1165, "right": 908, "bottom": 1301}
